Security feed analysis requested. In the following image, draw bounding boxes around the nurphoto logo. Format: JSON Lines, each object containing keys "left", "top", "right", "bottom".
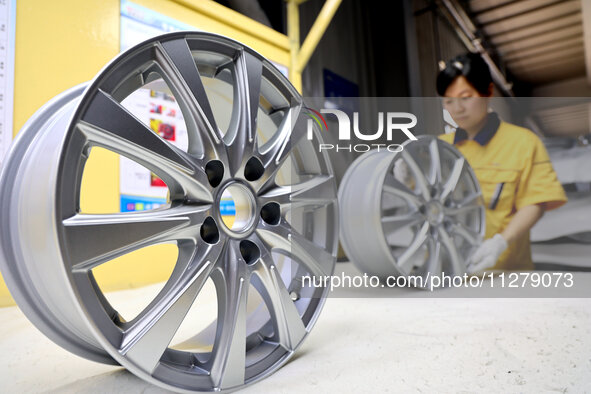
{"left": 305, "top": 107, "right": 418, "bottom": 153}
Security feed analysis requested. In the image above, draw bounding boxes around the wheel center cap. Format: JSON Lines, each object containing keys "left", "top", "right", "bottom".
{"left": 425, "top": 200, "right": 444, "bottom": 226}
{"left": 218, "top": 182, "right": 257, "bottom": 235}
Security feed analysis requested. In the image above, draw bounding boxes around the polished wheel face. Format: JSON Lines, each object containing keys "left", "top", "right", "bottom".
{"left": 338, "top": 137, "right": 484, "bottom": 282}
{"left": 0, "top": 32, "right": 338, "bottom": 392}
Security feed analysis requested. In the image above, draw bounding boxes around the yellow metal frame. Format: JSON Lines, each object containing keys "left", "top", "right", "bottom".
{"left": 288, "top": 0, "right": 342, "bottom": 92}
{"left": 1, "top": 0, "right": 340, "bottom": 307}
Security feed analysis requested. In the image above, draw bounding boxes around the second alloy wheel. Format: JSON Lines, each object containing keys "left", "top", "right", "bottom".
{"left": 338, "top": 136, "right": 484, "bottom": 282}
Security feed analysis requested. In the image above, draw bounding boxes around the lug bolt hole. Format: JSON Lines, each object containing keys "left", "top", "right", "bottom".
{"left": 205, "top": 160, "right": 224, "bottom": 188}
{"left": 261, "top": 202, "right": 281, "bottom": 225}
{"left": 239, "top": 240, "right": 260, "bottom": 265}
{"left": 430, "top": 186, "right": 438, "bottom": 198}
{"left": 200, "top": 217, "right": 220, "bottom": 244}
{"left": 244, "top": 157, "right": 264, "bottom": 181}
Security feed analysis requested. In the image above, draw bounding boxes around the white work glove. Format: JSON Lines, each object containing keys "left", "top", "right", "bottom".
{"left": 467, "top": 234, "right": 508, "bottom": 274}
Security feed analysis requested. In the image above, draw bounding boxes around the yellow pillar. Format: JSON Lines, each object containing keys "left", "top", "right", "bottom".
{"left": 287, "top": 0, "right": 303, "bottom": 93}
{"left": 287, "top": 0, "right": 342, "bottom": 93}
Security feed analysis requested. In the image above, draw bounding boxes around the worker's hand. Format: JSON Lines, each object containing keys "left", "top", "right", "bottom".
{"left": 467, "top": 233, "right": 508, "bottom": 274}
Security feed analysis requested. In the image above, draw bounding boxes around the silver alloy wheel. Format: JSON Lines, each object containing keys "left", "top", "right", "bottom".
{"left": 0, "top": 32, "right": 338, "bottom": 392}
{"left": 338, "top": 137, "right": 484, "bottom": 282}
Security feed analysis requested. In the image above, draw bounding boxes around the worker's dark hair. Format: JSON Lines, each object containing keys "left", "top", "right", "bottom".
{"left": 436, "top": 52, "right": 493, "bottom": 96}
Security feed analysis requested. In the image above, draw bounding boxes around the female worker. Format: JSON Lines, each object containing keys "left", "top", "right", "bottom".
{"left": 436, "top": 53, "right": 567, "bottom": 272}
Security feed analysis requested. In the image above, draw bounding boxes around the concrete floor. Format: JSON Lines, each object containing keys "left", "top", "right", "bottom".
{"left": 1, "top": 265, "right": 591, "bottom": 393}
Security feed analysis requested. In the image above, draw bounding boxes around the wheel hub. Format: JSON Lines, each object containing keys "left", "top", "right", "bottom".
{"left": 217, "top": 181, "right": 258, "bottom": 236}
{"left": 425, "top": 200, "right": 444, "bottom": 226}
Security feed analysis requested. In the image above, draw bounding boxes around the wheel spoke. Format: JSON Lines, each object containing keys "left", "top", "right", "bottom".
{"left": 63, "top": 205, "right": 210, "bottom": 271}
{"left": 451, "top": 221, "right": 481, "bottom": 246}
{"left": 256, "top": 219, "right": 333, "bottom": 278}
{"left": 381, "top": 211, "right": 424, "bottom": 234}
{"left": 428, "top": 138, "right": 442, "bottom": 185}
{"left": 401, "top": 149, "right": 431, "bottom": 200}
{"left": 156, "top": 39, "right": 224, "bottom": 160}
{"left": 425, "top": 237, "right": 442, "bottom": 276}
{"left": 446, "top": 192, "right": 482, "bottom": 216}
{"left": 438, "top": 227, "right": 464, "bottom": 275}
{"left": 257, "top": 175, "right": 336, "bottom": 212}
{"left": 225, "top": 50, "right": 263, "bottom": 176}
{"left": 253, "top": 105, "right": 306, "bottom": 192}
{"left": 209, "top": 244, "right": 249, "bottom": 389}
{"left": 383, "top": 174, "right": 422, "bottom": 206}
{"left": 251, "top": 241, "right": 307, "bottom": 351}
{"left": 79, "top": 90, "right": 191, "bottom": 167}
{"left": 441, "top": 157, "right": 465, "bottom": 201}
{"left": 396, "top": 221, "right": 429, "bottom": 272}
{"left": 446, "top": 204, "right": 480, "bottom": 216}
{"left": 120, "top": 239, "right": 221, "bottom": 373}
{"left": 77, "top": 90, "right": 212, "bottom": 202}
